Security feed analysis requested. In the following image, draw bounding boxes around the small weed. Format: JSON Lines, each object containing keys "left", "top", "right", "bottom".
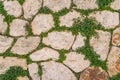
{"left": 38, "top": 65, "right": 43, "bottom": 76}
{"left": 39, "top": 7, "right": 53, "bottom": 14}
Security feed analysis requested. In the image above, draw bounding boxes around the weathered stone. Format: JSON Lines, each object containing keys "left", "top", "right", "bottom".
{"left": 0, "top": 14, "right": 7, "bottom": 34}
{"left": 28, "top": 63, "right": 40, "bottom": 80}
{"left": 60, "top": 11, "right": 82, "bottom": 27}
{"left": 31, "top": 14, "right": 54, "bottom": 35}
{"left": 10, "top": 19, "right": 28, "bottom": 36}
{"left": 80, "top": 67, "right": 109, "bottom": 80}
{"left": 107, "top": 46, "right": 120, "bottom": 77}
{"left": 17, "top": 76, "right": 29, "bottom": 80}
{"left": 0, "top": 57, "right": 27, "bottom": 74}
{"left": 30, "top": 47, "right": 59, "bottom": 61}
{"left": 3, "top": 0, "right": 22, "bottom": 17}
{"left": 90, "top": 30, "right": 111, "bottom": 60}
{"left": 43, "top": 31, "right": 75, "bottom": 50}
{"left": 73, "top": 0, "right": 98, "bottom": 10}
{"left": 63, "top": 52, "right": 90, "bottom": 72}
{"left": 110, "top": 0, "right": 120, "bottom": 10}
{"left": 43, "top": 0, "right": 71, "bottom": 12}
{"left": 11, "top": 37, "right": 40, "bottom": 55}
{"left": 89, "top": 11, "right": 119, "bottom": 29}
{"left": 112, "top": 27, "right": 120, "bottom": 46}
{"left": 0, "top": 35, "right": 13, "bottom": 53}
{"left": 41, "top": 61, "right": 77, "bottom": 80}
{"left": 23, "top": 0, "right": 42, "bottom": 19}
{"left": 72, "top": 33, "right": 86, "bottom": 50}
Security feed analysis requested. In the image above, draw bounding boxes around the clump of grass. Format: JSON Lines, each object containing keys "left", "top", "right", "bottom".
{"left": 0, "top": 66, "right": 28, "bottom": 80}
{"left": 57, "top": 49, "right": 69, "bottom": 63}
{"left": 97, "top": 0, "right": 114, "bottom": 9}
{"left": 70, "top": 17, "right": 102, "bottom": 36}
{"left": 38, "top": 65, "right": 43, "bottom": 76}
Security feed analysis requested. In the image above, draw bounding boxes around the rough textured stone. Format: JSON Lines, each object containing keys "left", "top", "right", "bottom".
{"left": 60, "top": 11, "right": 82, "bottom": 27}
{"left": 28, "top": 63, "right": 40, "bottom": 80}
{"left": 31, "top": 14, "right": 54, "bottom": 35}
{"left": 73, "top": 0, "right": 98, "bottom": 10}
{"left": 80, "top": 67, "right": 109, "bottom": 80}
{"left": 43, "top": 0, "right": 71, "bottom": 12}
{"left": 41, "top": 61, "right": 77, "bottom": 80}
{"left": 3, "top": 0, "right": 22, "bottom": 17}
{"left": 90, "top": 30, "right": 111, "bottom": 60}
{"left": 17, "top": 76, "right": 29, "bottom": 80}
{"left": 110, "top": 0, "right": 120, "bottom": 10}
{"left": 43, "top": 31, "right": 75, "bottom": 50}
{"left": 0, "top": 36, "right": 13, "bottom": 53}
{"left": 30, "top": 47, "right": 59, "bottom": 61}
{"left": 0, "top": 14, "right": 7, "bottom": 34}
{"left": 11, "top": 37, "right": 40, "bottom": 55}
{"left": 72, "top": 33, "right": 86, "bottom": 50}
{"left": 107, "top": 46, "right": 120, "bottom": 77}
{"left": 23, "top": 0, "right": 42, "bottom": 19}
{"left": 112, "top": 27, "right": 120, "bottom": 46}
{"left": 10, "top": 19, "right": 28, "bottom": 36}
{"left": 63, "top": 52, "right": 90, "bottom": 72}
{"left": 0, "top": 57, "right": 27, "bottom": 74}
{"left": 89, "top": 11, "right": 119, "bottom": 29}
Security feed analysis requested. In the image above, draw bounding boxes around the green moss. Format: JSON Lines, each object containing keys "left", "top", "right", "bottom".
{"left": 97, "top": 0, "right": 114, "bottom": 9}
{"left": 0, "top": 66, "right": 28, "bottom": 80}
{"left": 57, "top": 49, "right": 69, "bottom": 63}
{"left": 110, "top": 73, "right": 120, "bottom": 80}
{"left": 17, "top": 0, "right": 25, "bottom": 5}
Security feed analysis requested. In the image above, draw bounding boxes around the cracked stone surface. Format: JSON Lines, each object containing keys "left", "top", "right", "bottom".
{"left": 28, "top": 63, "right": 40, "bottom": 80}
{"left": 0, "top": 0, "right": 120, "bottom": 79}
{"left": 0, "top": 57, "right": 27, "bottom": 74}
{"left": 73, "top": 0, "right": 98, "bottom": 10}
{"left": 43, "top": 31, "right": 75, "bottom": 50}
{"left": 72, "top": 33, "right": 86, "bottom": 50}
{"left": 43, "top": 0, "right": 71, "bottom": 12}
{"left": 90, "top": 30, "right": 111, "bottom": 60}
{"left": 3, "top": 0, "right": 22, "bottom": 17}
{"left": 112, "top": 26, "right": 120, "bottom": 46}
{"left": 107, "top": 46, "right": 120, "bottom": 77}
{"left": 89, "top": 10, "right": 119, "bottom": 29}
{"left": 31, "top": 14, "right": 54, "bottom": 35}
{"left": 0, "top": 14, "right": 7, "bottom": 34}
{"left": 41, "top": 61, "right": 77, "bottom": 80}
{"left": 80, "top": 67, "right": 109, "bottom": 80}
{"left": 23, "top": 0, "right": 42, "bottom": 19}
{"left": 11, "top": 37, "right": 40, "bottom": 55}
{"left": 0, "top": 35, "right": 13, "bottom": 53}
{"left": 10, "top": 19, "right": 28, "bottom": 36}
{"left": 63, "top": 52, "right": 90, "bottom": 73}
{"left": 30, "top": 47, "right": 59, "bottom": 61}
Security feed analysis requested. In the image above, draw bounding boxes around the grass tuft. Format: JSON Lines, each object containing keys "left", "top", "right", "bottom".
{"left": 0, "top": 66, "right": 28, "bottom": 80}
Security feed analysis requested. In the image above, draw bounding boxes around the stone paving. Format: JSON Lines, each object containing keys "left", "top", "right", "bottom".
{"left": 0, "top": 0, "right": 120, "bottom": 80}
